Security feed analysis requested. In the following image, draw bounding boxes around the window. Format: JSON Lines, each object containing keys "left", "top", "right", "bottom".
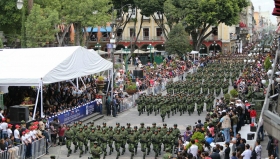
{"left": 129, "top": 28, "right": 134, "bottom": 37}
{"left": 156, "top": 28, "right": 163, "bottom": 37}
{"left": 143, "top": 28, "right": 149, "bottom": 40}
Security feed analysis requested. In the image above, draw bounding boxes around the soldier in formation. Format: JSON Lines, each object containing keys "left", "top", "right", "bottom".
{"left": 64, "top": 122, "right": 184, "bottom": 159}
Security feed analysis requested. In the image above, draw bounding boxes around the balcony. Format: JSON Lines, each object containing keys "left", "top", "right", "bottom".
{"left": 117, "top": 36, "right": 164, "bottom": 42}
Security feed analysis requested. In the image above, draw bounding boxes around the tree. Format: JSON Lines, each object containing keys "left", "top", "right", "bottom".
{"left": 165, "top": 23, "right": 190, "bottom": 56}
{"left": 164, "top": 0, "right": 248, "bottom": 51}
{"left": 25, "top": 4, "right": 59, "bottom": 47}
{"left": 59, "top": 0, "right": 112, "bottom": 46}
{"left": 0, "top": 38, "right": 3, "bottom": 48}
{"left": 0, "top": 0, "right": 22, "bottom": 46}
{"left": 134, "top": 0, "right": 171, "bottom": 39}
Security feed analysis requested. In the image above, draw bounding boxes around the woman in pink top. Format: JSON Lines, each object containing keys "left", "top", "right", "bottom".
{"left": 208, "top": 124, "right": 215, "bottom": 137}
{"left": 58, "top": 124, "right": 66, "bottom": 146}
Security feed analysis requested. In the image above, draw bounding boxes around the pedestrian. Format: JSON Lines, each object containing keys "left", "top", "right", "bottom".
{"left": 58, "top": 125, "right": 66, "bottom": 146}
{"left": 217, "top": 111, "right": 231, "bottom": 142}
{"left": 50, "top": 123, "right": 57, "bottom": 147}
{"left": 188, "top": 139, "right": 198, "bottom": 158}
{"left": 162, "top": 147, "right": 172, "bottom": 159}
{"left": 241, "top": 144, "right": 252, "bottom": 159}
{"left": 224, "top": 142, "right": 230, "bottom": 159}
{"left": 210, "top": 147, "right": 221, "bottom": 159}
{"left": 249, "top": 108, "right": 257, "bottom": 124}
{"left": 254, "top": 140, "right": 262, "bottom": 159}
{"left": 257, "top": 118, "right": 264, "bottom": 141}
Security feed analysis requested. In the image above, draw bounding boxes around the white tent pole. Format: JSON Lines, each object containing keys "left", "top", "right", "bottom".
{"left": 79, "top": 77, "right": 86, "bottom": 89}
{"left": 106, "top": 75, "right": 111, "bottom": 96}
{"left": 33, "top": 82, "right": 41, "bottom": 120}
{"left": 110, "top": 69, "right": 114, "bottom": 99}
{"left": 69, "top": 80, "right": 78, "bottom": 90}
{"left": 101, "top": 71, "right": 105, "bottom": 76}
{"left": 40, "top": 80, "right": 43, "bottom": 118}
{"left": 76, "top": 78, "right": 79, "bottom": 90}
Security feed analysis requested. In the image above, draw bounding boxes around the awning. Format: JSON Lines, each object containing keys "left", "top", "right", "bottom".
{"left": 86, "top": 27, "right": 112, "bottom": 32}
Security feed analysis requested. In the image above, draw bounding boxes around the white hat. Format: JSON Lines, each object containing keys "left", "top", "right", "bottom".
{"left": 245, "top": 100, "right": 248, "bottom": 102}
{"left": 275, "top": 71, "right": 280, "bottom": 75}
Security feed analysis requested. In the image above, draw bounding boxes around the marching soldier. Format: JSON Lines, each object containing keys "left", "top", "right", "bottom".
{"left": 89, "top": 141, "right": 103, "bottom": 159}
{"left": 133, "top": 126, "right": 139, "bottom": 154}
{"left": 113, "top": 129, "right": 123, "bottom": 158}
{"left": 138, "top": 123, "right": 145, "bottom": 133}
{"left": 146, "top": 126, "right": 152, "bottom": 155}
{"left": 120, "top": 126, "right": 128, "bottom": 155}
{"left": 71, "top": 122, "right": 79, "bottom": 153}
{"left": 139, "top": 129, "right": 149, "bottom": 159}
{"left": 162, "top": 130, "right": 173, "bottom": 152}
{"left": 88, "top": 128, "right": 98, "bottom": 149}
{"left": 77, "top": 127, "right": 85, "bottom": 157}
{"left": 83, "top": 124, "right": 90, "bottom": 153}
{"left": 114, "top": 123, "right": 120, "bottom": 133}
{"left": 127, "top": 130, "right": 137, "bottom": 158}
{"left": 151, "top": 130, "right": 161, "bottom": 158}
{"left": 151, "top": 123, "right": 157, "bottom": 133}
{"left": 99, "top": 129, "right": 109, "bottom": 158}
{"left": 107, "top": 126, "right": 114, "bottom": 155}
{"left": 64, "top": 125, "right": 74, "bottom": 157}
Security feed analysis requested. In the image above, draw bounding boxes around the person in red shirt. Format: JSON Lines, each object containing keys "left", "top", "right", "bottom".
{"left": 249, "top": 108, "right": 257, "bottom": 124}
{"left": 58, "top": 124, "right": 66, "bottom": 146}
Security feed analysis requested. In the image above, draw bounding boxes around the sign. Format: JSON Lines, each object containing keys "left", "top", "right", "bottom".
{"left": 47, "top": 101, "right": 97, "bottom": 124}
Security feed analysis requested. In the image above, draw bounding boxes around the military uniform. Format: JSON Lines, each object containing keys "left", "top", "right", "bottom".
{"left": 64, "top": 126, "right": 74, "bottom": 157}
{"left": 90, "top": 141, "right": 103, "bottom": 159}
{"left": 139, "top": 130, "right": 149, "bottom": 158}
{"left": 99, "top": 129, "right": 109, "bottom": 157}
{"left": 88, "top": 128, "right": 98, "bottom": 149}
{"left": 113, "top": 129, "right": 123, "bottom": 158}
{"left": 120, "top": 126, "right": 128, "bottom": 155}
{"left": 151, "top": 130, "right": 162, "bottom": 157}
{"left": 127, "top": 130, "right": 137, "bottom": 158}
{"left": 71, "top": 122, "right": 79, "bottom": 152}
{"left": 77, "top": 128, "right": 85, "bottom": 157}
{"left": 107, "top": 126, "right": 114, "bottom": 155}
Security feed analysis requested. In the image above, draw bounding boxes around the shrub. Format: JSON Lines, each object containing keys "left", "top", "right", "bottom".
{"left": 230, "top": 89, "right": 238, "bottom": 98}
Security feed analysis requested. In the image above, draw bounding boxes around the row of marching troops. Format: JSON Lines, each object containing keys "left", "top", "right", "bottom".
{"left": 64, "top": 121, "right": 181, "bottom": 159}
{"left": 136, "top": 62, "right": 245, "bottom": 122}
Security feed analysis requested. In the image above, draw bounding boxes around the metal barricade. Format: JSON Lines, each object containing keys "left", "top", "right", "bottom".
{"left": 0, "top": 143, "right": 26, "bottom": 159}
{"left": 31, "top": 137, "right": 46, "bottom": 159}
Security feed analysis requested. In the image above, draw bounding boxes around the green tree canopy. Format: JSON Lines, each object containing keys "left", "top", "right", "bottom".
{"left": 164, "top": 0, "right": 248, "bottom": 51}
{"left": 165, "top": 23, "right": 190, "bottom": 56}
{"left": 0, "top": 38, "right": 3, "bottom": 48}
{"left": 0, "top": 0, "right": 22, "bottom": 45}
{"left": 25, "top": 4, "right": 59, "bottom": 47}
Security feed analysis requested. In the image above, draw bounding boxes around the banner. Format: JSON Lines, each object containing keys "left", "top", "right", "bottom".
{"left": 48, "top": 101, "right": 97, "bottom": 124}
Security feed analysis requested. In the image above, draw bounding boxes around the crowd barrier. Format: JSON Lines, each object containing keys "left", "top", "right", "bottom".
{"left": 0, "top": 137, "right": 46, "bottom": 159}
{"left": 47, "top": 101, "right": 96, "bottom": 124}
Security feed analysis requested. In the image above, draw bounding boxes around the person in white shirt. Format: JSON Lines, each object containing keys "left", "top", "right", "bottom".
{"left": 95, "top": 97, "right": 103, "bottom": 115}
{"left": 7, "top": 124, "right": 13, "bottom": 138}
{"left": 0, "top": 119, "right": 8, "bottom": 138}
{"left": 188, "top": 140, "right": 198, "bottom": 157}
{"left": 241, "top": 144, "right": 252, "bottom": 159}
{"left": 21, "top": 131, "right": 27, "bottom": 145}
{"left": 25, "top": 130, "right": 32, "bottom": 158}
{"left": 14, "top": 125, "right": 21, "bottom": 145}
{"left": 255, "top": 140, "right": 262, "bottom": 159}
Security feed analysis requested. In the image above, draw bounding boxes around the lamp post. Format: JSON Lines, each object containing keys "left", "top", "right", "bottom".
{"left": 212, "top": 41, "right": 217, "bottom": 56}
{"left": 147, "top": 44, "right": 154, "bottom": 63}
{"left": 95, "top": 43, "right": 101, "bottom": 54}
{"left": 123, "top": 46, "right": 130, "bottom": 73}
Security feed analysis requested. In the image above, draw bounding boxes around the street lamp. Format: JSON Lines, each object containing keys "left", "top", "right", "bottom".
{"left": 147, "top": 44, "right": 154, "bottom": 63}
{"left": 95, "top": 43, "right": 101, "bottom": 54}
{"left": 123, "top": 46, "right": 130, "bottom": 73}
{"left": 212, "top": 41, "right": 218, "bottom": 56}
{"left": 16, "top": 0, "right": 24, "bottom": 9}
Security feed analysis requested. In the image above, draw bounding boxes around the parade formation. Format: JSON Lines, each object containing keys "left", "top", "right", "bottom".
{"left": 64, "top": 121, "right": 182, "bottom": 159}
{"left": 136, "top": 61, "right": 244, "bottom": 122}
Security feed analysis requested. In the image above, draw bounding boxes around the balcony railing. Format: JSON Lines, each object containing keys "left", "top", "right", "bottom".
{"left": 119, "top": 36, "right": 164, "bottom": 41}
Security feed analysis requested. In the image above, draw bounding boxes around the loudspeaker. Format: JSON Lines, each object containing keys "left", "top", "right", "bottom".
{"left": 250, "top": 126, "right": 257, "bottom": 132}
{"left": 247, "top": 133, "right": 255, "bottom": 140}
{"left": 133, "top": 70, "right": 143, "bottom": 78}
{"left": 9, "top": 106, "right": 29, "bottom": 123}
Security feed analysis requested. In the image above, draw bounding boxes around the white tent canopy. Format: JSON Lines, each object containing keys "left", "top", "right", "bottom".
{"left": 0, "top": 46, "right": 113, "bottom": 86}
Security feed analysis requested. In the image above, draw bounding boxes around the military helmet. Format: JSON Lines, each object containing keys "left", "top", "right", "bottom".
{"left": 91, "top": 127, "right": 96, "bottom": 130}
{"left": 121, "top": 126, "right": 125, "bottom": 129}
{"left": 163, "top": 123, "right": 167, "bottom": 126}
{"left": 134, "top": 126, "right": 138, "bottom": 129}
{"left": 116, "top": 122, "right": 120, "bottom": 126}
{"left": 93, "top": 141, "right": 98, "bottom": 144}
{"left": 154, "top": 130, "right": 158, "bottom": 133}
{"left": 74, "top": 122, "right": 78, "bottom": 125}
{"left": 130, "top": 130, "right": 134, "bottom": 133}
{"left": 140, "top": 123, "right": 144, "bottom": 125}
{"left": 109, "top": 126, "right": 113, "bottom": 129}
{"left": 157, "top": 126, "right": 161, "bottom": 129}
{"left": 102, "top": 128, "right": 106, "bottom": 132}
{"left": 103, "top": 122, "right": 106, "bottom": 125}
{"left": 79, "top": 127, "right": 83, "bottom": 130}
{"left": 84, "top": 124, "right": 88, "bottom": 127}
{"left": 147, "top": 126, "right": 150, "bottom": 129}
{"left": 97, "top": 125, "right": 101, "bottom": 128}
{"left": 174, "top": 124, "right": 178, "bottom": 127}
{"left": 127, "top": 123, "right": 131, "bottom": 125}
{"left": 66, "top": 125, "right": 71, "bottom": 128}
{"left": 152, "top": 123, "right": 156, "bottom": 125}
